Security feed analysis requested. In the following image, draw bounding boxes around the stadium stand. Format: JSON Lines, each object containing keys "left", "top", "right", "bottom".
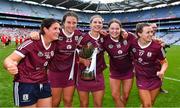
{"left": 0, "top": 0, "right": 180, "bottom": 44}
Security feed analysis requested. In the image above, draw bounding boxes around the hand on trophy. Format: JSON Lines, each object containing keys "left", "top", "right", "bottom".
{"left": 79, "top": 44, "right": 97, "bottom": 81}
{"left": 80, "top": 58, "right": 91, "bottom": 67}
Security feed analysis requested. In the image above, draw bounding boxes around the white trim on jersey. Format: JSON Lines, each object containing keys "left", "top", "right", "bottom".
{"left": 110, "top": 36, "right": 119, "bottom": 42}
{"left": 14, "top": 82, "right": 19, "bottom": 106}
{"left": 161, "top": 47, "right": 166, "bottom": 58}
{"left": 62, "top": 29, "right": 74, "bottom": 38}
{"left": 68, "top": 36, "right": 83, "bottom": 80}
{"left": 18, "top": 40, "right": 33, "bottom": 50}
{"left": 88, "top": 32, "right": 100, "bottom": 40}
{"left": 138, "top": 40, "right": 152, "bottom": 49}
{"left": 41, "top": 35, "right": 51, "bottom": 50}
{"left": 15, "top": 50, "right": 25, "bottom": 58}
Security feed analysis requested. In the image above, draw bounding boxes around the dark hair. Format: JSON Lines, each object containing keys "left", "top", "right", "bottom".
{"left": 40, "top": 18, "right": 59, "bottom": 35}
{"left": 108, "top": 18, "right": 122, "bottom": 28}
{"left": 62, "top": 11, "right": 79, "bottom": 26}
{"left": 135, "top": 23, "right": 150, "bottom": 37}
{"left": 108, "top": 18, "right": 123, "bottom": 40}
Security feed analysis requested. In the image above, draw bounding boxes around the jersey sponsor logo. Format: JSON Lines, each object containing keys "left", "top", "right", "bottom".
{"left": 67, "top": 45, "right": 72, "bottom": 49}
{"left": 37, "top": 51, "right": 44, "bottom": 57}
{"left": 147, "top": 52, "right": 152, "bottom": 58}
{"left": 108, "top": 44, "right": 113, "bottom": 49}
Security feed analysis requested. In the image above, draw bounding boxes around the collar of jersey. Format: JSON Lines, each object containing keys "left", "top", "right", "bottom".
{"left": 138, "top": 40, "right": 152, "bottom": 49}
{"left": 41, "top": 35, "right": 51, "bottom": 50}
{"left": 88, "top": 32, "right": 100, "bottom": 40}
{"left": 62, "top": 29, "right": 74, "bottom": 38}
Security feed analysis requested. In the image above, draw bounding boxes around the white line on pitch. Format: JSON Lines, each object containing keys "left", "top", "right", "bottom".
{"left": 164, "top": 77, "right": 180, "bottom": 82}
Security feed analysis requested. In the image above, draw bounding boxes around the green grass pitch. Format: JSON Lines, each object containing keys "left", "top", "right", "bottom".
{"left": 0, "top": 44, "right": 180, "bottom": 107}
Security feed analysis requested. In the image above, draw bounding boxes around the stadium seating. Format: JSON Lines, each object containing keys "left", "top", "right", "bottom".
{"left": 0, "top": 0, "right": 180, "bottom": 45}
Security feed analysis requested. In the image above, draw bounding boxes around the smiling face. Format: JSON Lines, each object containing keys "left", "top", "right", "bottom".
{"left": 109, "top": 22, "right": 121, "bottom": 40}
{"left": 44, "top": 22, "right": 60, "bottom": 41}
{"left": 63, "top": 16, "right": 78, "bottom": 34}
{"left": 90, "top": 16, "right": 103, "bottom": 33}
{"left": 138, "top": 26, "right": 154, "bottom": 42}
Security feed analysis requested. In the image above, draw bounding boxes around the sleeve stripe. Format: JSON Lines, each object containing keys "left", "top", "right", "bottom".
{"left": 18, "top": 40, "right": 33, "bottom": 50}
{"left": 14, "top": 82, "right": 19, "bottom": 106}
{"left": 14, "top": 50, "right": 25, "bottom": 58}
{"left": 161, "top": 47, "right": 166, "bottom": 58}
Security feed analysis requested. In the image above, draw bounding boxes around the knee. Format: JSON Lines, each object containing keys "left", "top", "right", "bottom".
{"left": 142, "top": 102, "right": 152, "bottom": 107}
{"left": 52, "top": 97, "right": 61, "bottom": 107}
{"left": 80, "top": 100, "right": 88, "bottom": 107}
{"left": 122, "top": 93, "right": 129, "bottom": 102}
{"left": 63, "top": 97, "right": 73, "bottom": 107}
{"left": 80, "top": 102, "right": 89, "bottom": 107}
{"left": 111, "top": 92, "right": 120, "bottom": 100}
{"left": 94, "top": 102, "right": 102, "bottom": 107}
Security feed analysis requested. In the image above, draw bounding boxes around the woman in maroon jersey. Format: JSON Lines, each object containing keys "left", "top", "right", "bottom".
{"left": 131, "top": 23, "right": 168, "bottom": 107}
{"left": 77, "top": 15, "right": 107, "bottom": 107}
{"left": 102, "top": 19, "right": 135, "bottom": 107}
{"left": 29, "top": 11, "right": 82, "bottom": 107}
{"left": 3, "top": 18, "right": 60, "bottom": 107}
{"left": 48, "top": 11, "right": 82, "bottom": 107}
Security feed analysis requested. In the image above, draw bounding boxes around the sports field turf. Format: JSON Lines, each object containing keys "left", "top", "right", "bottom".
{"left": 0, "top": 44, "right": 180, "bottom": 107}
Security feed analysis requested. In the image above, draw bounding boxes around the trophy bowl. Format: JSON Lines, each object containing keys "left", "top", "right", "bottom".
{"left": 79, "top": 44, "right": 95, "bottom": 81}
{"left": 80, "top": 70, "right": 95, "bottom": 81}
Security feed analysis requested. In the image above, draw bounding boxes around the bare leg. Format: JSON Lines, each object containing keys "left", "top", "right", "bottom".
{"left": 37, "top": 97, "right": 52, "bottom": 107}
{"left": 92, "top": 90, "right": 105, "bottom": 107}
{"left": 78, "top": 90, "right": 89, "bottom": 107}
{"left": 150, "top": 87, "right": 160, "bottom": 105}
{"left": 138, "top": 89, "right": 152, "bottom": 107}
{"left": 63, "top": 85, "right": 75, "bottom": 107}
{"left": 121, "top": 78, "right": 133, "bottom": 105}
{"left": 110, "top": 78, "right": 124, "bottom": 107}
{"left": 51, "top": 87, "right": 63, "bottom": 107}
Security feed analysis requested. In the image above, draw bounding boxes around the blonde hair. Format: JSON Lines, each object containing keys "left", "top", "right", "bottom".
{"left": 90, "top": 15, "right": 104, "bottom": 23}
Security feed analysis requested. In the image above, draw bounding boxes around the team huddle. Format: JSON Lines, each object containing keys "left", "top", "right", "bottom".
{"left": 3, "top": 11, "right": 168, "bottom": 107}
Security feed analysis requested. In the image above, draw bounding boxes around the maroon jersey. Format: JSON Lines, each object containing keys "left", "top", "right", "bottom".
{"left": 131, "top": 39, "right": 166, "bottom": 81}
{"left": 79, "top": 32, "right": 107, "bottom": 74}
{"left": 14, "top": 36, "right": 56, "bottom": 83}
{"left": 49, "top": 29, "right": 82, "bottom": 73}
{"left": 102, "top": 33, "right": 135, "bottom": 77}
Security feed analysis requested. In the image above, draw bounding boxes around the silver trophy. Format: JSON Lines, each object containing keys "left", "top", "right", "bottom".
{"left": 79, "top": 44, "right": 96, "bottom": 81}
